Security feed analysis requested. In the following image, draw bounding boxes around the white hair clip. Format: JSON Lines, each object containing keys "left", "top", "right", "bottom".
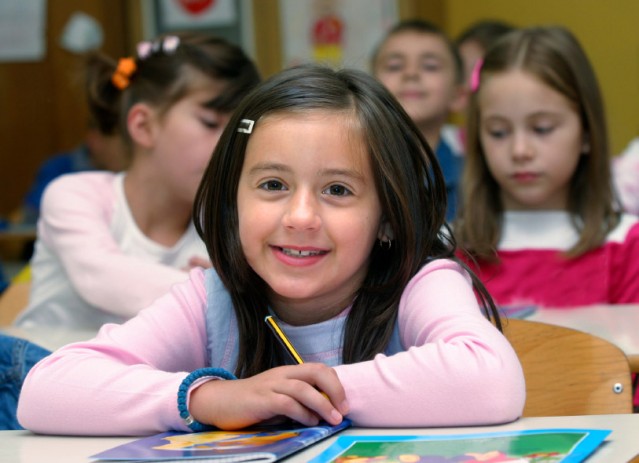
{"left": 237, "top": 119, "right": 254, "bottom": 134}
{"left": 162, "top": 35, "right": 180, "bottom": 54}
{"left": 136, "top": 36, "right": 180, "bottom": 60}
{"left": 136, "top": 41, "right": 153, "bottom": 59}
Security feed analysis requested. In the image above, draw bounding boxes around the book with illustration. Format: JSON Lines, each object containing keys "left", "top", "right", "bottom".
{"left": 500, "top": 304, "right": 538, "bottom": 319}
{"left": 91, "top": 419, "right": 350, "bottom": 462}
{"left": 308, "top": 428, "right": 610, "bottom": 463}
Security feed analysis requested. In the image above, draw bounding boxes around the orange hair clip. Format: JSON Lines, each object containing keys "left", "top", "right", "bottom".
{"left": 111, "top": 57, "right": 137, "bottom": 90}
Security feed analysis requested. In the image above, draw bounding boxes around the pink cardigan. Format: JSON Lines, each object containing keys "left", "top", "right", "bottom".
{"left": 18, "top": 261, "right": 525, "bottom": 435}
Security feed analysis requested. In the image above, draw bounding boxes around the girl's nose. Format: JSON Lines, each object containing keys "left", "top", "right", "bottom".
{"left": 282, "top": 190, "right": 321, "bottom": 230}
{"left": 512, "top": 131, "right": 533, "bottom": 162}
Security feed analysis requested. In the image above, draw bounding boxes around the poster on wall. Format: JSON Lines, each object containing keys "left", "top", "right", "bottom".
{"left": 0, "top": 0, "right": 46, "bottom": 62}
{"left": 279, "top": 0, "right": 397, "bottom": 71}
{"left": 158, "top": 0, "right": 236, "bottom": 30}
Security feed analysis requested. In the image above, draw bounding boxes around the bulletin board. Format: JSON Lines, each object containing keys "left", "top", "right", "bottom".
{"left": 153, "top": 0, "right": 245, "bottom": 48}
{"left": 279, "top": 0, "right": 398, "bottom": 71}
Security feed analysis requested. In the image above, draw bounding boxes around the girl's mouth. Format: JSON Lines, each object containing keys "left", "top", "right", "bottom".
{"left": 512, "top": 172, "right": 539, "bottom": 182}
{"left": 279, "top": 247, "right": 327, "bottom": 257}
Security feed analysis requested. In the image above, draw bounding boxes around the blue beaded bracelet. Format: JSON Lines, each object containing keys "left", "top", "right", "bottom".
{"left": 177, "top": 367, "right": 237, "bottom": 432}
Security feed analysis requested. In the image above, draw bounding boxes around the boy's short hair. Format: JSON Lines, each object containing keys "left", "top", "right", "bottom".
{"left": 371, "top": 19, "right": 464, "bottom": 85}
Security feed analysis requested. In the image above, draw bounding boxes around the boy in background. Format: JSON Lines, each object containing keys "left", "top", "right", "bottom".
{"left": 371, "top": 19, "right": 466, "bottom": 221}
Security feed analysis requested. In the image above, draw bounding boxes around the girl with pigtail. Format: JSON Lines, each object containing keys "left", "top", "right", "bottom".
{"left": 15, "top": 33, "right": 260, "bottom": 330}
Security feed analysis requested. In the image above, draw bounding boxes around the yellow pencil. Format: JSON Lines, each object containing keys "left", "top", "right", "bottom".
{"left": 264, "top": 315, "right": 305, "bottom": 364}
{"left": 265, "top": 315, "right": 331, "bottom": 401}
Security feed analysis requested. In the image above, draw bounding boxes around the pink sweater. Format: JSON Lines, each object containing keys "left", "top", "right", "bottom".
{"left": 16, "top": 172, "right": 208, "bottom": 329}
{"left": 18, "top": 260, "right": 525, "bottom": 435}
{"left": 461, "top": 212, "right": 639, "bottom": 307}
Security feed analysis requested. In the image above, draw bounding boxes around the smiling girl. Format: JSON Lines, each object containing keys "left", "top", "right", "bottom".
{"left": 17, "top": 65, "right": 524, "bottom": 436}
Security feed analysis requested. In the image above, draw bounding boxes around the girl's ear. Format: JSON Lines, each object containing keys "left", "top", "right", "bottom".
{"left": 127, "top": 103, "right": 157, "bottom": 149}
{"left": 449, "top": 83, "right": 468, "bottom": 114}
{"left": 377, "top": 220, "right": 394, "bottom": 242}
{"left": 582, "top": 134, "right": 591, "bottom": 154}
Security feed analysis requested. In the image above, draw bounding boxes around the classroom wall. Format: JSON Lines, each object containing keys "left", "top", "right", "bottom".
{"left": 446, "top": 0, "right": 639, "bottom": 156}
{"left": 0, "top": 1, "right": 141, "bottom": 218}
{"left": 2, "top": 0, "right": 637, "bottom": 219}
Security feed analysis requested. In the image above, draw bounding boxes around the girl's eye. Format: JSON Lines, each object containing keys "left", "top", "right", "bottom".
{"left": 534, "top": 125, "right": 554, "bottom": 135}
{"left": 382, "top": 61, "right": 404, "bottom": 73}
{"left": 487, "top": 128, "right": 508, "bottom": 139}
{"left": 421, "top": 61, "right": 442, "bottom": 72}
{"left": 323, "top": 184, "right": 352, "bottom": 196}
{"left": 201, "top": 119, "right": 220, "bottom": 129}
{"left": 259, "top": 180, "right": 286, "bottom": 191}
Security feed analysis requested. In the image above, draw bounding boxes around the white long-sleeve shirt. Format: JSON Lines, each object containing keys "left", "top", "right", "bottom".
{"left": 15, "top": 172, "right": 208, "bottom": 329}
{"left": 18, "top": 260, "right": 525, "bottom": 435}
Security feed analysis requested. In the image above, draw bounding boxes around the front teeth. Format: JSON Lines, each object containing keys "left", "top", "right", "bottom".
{"left": 281, "top": 248, "right": 323, "bottom": 257}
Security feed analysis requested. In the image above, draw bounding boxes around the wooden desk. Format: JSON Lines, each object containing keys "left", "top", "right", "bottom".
{"left": 527, "top": 304, "right": 639, "bottom": 372}
{"left": 1, "top": 414, "right": 638, "bottom": 463}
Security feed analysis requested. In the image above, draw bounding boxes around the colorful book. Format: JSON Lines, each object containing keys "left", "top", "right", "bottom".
{"left": 500, "top": 304, "right": 538, "bottom": 319}
{"left": 308, "top": 428, "right": 610, "bottom": 463}
{"left": 91, "top": 419, "right": 350, "bottom": 462}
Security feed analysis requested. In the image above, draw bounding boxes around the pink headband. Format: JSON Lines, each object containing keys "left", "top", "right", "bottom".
{"left": 470, "top": 58, "right": 483, "bottom": 92}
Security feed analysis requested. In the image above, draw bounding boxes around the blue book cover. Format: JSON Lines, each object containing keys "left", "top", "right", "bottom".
{"left": 500, "top": 304, "right": 538, "bottom": 319}
{"left": 308, "top": 428, "right": 610, "bottom": 463}
{"left": 90, "top": 420, "right": 350, "bottom": 462}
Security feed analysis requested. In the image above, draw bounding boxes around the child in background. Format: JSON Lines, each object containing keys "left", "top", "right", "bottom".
{"left": 10, "top": 55, "right": 130, "bottom": 261}
{"left": 456, "top": 26, "right": 639, "bottom": 307}
{"left": 17, "top": 65, "right": 525, "bottom": 436}
{"left": 14, "top": 33, "right": 260, "bottom": 330}
{"left": 371, "top": 19, "right": 466, "bottom": 221}
{"left": 612, "top": 137, "right": 639, "bottom": 215}
{"left": 19, "top": 122, "right": 126, "bottom": 225}
{"left": 455, "top": 19, "right": 515, "bottom": 94}
{"left": 19, "top": 54, "right": 130, "bottom": 226}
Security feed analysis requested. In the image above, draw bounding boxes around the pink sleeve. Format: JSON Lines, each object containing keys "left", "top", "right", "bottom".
{"left": 334, "top": 260, "right": 525, "bottom": 427}
{"left": 17, "top": 269, "right": 209, "bottom": 436}
{"left": 37, "top": 173, "right": 197, "bottom": 318}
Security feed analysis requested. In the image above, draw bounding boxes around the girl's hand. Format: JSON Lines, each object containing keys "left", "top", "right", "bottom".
{"left": 188, "top": 363, "right": 349, "bottom": 430}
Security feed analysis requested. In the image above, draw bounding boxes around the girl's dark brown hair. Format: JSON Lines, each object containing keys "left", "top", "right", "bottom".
{"left": 85, "top": 32, "right": 260, "bottom": 146}
{"left": 194, "top": 64, "right": 500, "bottom": 378}
{"left": 456, "top": 26, "right": 619, "bottom": 260}
{"left": 455, "top": 20, "right": 515, "bottom": 52}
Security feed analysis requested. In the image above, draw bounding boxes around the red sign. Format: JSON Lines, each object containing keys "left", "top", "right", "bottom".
{"left": 176, "top": 0, "right": 214, "bottom": 15}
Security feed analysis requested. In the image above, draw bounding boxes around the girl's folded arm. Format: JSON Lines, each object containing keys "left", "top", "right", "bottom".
{"left": 38, "top": 174, "right": 195, "bottom": 318}
{"left": 17, "top": 268, "right": 209, "bottom": 436}
{"left": 335, "top": 261, "right": 526, "bottom": 427}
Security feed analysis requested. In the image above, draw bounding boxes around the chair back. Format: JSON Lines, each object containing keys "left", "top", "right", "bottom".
{"left": 502, "top": 319, "right": 633, "bottom": 416}
{"left": 0, "top": 281, "right": 30, "bottom": 326}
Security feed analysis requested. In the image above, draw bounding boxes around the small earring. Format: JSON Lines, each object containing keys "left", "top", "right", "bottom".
{"left": 378, "top": 238, "right": 392, "bottom": 250}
